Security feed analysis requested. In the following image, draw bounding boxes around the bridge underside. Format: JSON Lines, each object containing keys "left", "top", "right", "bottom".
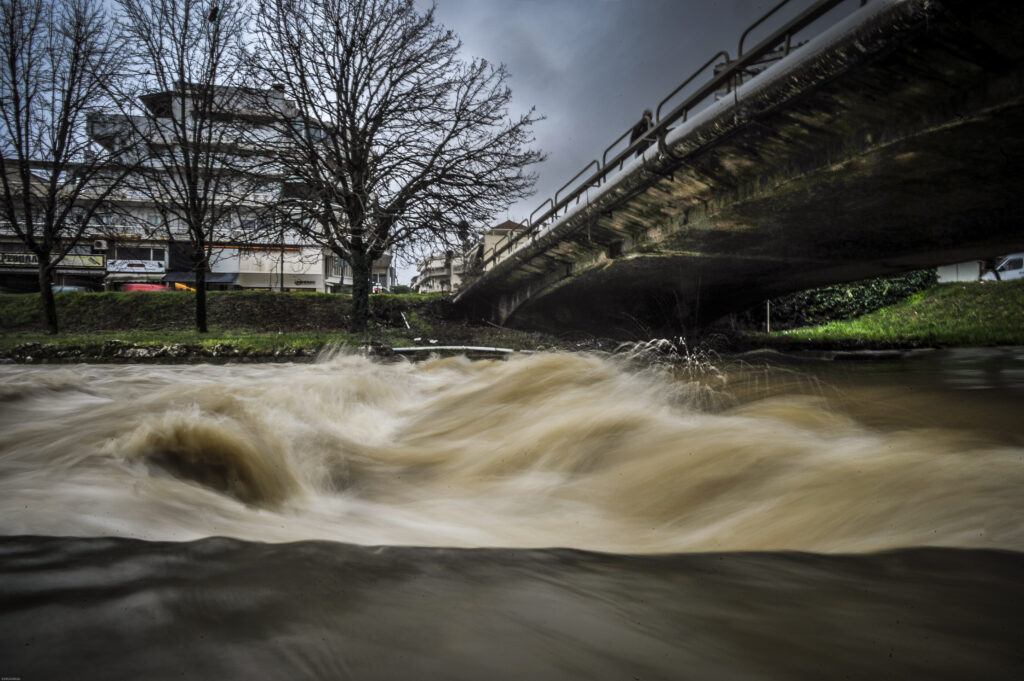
{"left": 513, "top": 96, "right": 1024, "bottom": 336}
{"left": 458, "top": 0, "right": 1024, "bottom": 337}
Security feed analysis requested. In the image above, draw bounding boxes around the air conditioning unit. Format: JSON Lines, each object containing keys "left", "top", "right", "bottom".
{"left": 92, "top": 239, "right": 109, "bottom": 252}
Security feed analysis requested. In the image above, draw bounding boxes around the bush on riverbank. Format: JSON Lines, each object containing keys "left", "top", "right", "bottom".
{"left": 754, "top": 280, "right": 1024, "bottom": 348}
{"left": 740, "top": 269, "right": 938, "bottom": 330}
{"left": 0, "top": 290, "right": 457, "bottom": 333}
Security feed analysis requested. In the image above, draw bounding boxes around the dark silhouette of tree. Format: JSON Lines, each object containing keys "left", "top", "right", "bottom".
{"left": 0, "top": 0, "right": 132, "bottom": 333}
{"left": 111, "top": 0, "right": 275, "bottom": 332}
{"left": 252, "top": 0, "right": 542, "bottom": 331}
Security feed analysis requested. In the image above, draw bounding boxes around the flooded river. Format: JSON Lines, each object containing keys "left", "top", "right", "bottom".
{"left": 2, "top": 348, "right": 1023, "bottom": 679}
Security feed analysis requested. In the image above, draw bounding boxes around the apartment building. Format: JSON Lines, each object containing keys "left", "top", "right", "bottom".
{"left": 324, "top": 251, "right": 398, "bottom": 294}
{"left": 4, "top": 83, "right": 400, "bottom": 295}
{"left": 412, "top": 220, "right": 527, "bottom": 294}
{"left": 412, "top": 251, "right": 466, "bottom": 294}
{"left": 84, "top": 82, "right": 305, "bottom": 290}
{"left": 477, "top": 220, "right": 528, "bottom": 272}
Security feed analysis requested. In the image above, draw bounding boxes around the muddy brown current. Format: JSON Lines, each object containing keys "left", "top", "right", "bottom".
{"left": 1, "top": 349, "right": 1022, "bottom": 679}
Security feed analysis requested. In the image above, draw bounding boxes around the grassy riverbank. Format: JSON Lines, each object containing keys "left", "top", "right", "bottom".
{"left": 1, "top": 281, "right": 1022, "bottom": 361}
{"left": 741, "top": 280, "right": 1024, "bottom": 350}
{"left": 0, "top": 290, "right": 578, "bottom": 360}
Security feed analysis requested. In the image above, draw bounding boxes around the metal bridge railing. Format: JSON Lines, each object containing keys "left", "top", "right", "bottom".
{"left": 479, "top": 0, "right": 865, "bottom": 274}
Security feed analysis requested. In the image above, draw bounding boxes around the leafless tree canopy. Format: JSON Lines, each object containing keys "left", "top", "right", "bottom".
{"left": 0, "top": 0, "right": 128, "bottom": 332}
{"left": 252, "top": 0, "right": 543, "bottom": 327}
{"left": 112, "top": 0, "right": 275, "bottom": 331}
{"left": 2, "top": 0, "right": 543, "bottom": 333}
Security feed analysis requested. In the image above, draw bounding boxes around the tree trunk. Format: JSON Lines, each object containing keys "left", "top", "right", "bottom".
{"left": 350, "top": 252, "right": 371, "bottom": 333}
{"left": 195, "top": 266, "right": 208, "bottom": 333}
{"left": 37, "top": 261, "right": 58, "bottom": 335}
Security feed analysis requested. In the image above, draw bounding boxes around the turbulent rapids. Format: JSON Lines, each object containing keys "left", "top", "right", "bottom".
{"left": 3, "top": 350, "right": 1024, "bottom": 680}
{"left": 2, "top": 350, "right": 1023, "bottom": 553}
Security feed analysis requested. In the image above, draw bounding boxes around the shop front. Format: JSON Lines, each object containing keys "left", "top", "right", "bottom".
{"left": 0, "top": 248, "right": 106, "bottom": 292}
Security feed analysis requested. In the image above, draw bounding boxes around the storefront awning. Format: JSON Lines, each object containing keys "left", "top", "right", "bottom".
{"left": 162, "top": 272, "right": 238, "bottom": 284}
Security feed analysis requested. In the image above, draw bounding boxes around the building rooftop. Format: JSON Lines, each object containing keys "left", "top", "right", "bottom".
{"left": 139, "top": 81, "right": 296, "bottom": 120}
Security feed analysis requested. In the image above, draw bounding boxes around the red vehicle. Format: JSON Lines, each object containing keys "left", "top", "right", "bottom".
{"left": 120, "top": 283, "right": 170, "bottom": 292}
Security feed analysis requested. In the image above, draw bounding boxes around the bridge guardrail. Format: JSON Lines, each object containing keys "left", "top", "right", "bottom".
{"left": 554, "top": 160, "right": 600, "bottom": 207}
{"left": 478, "top": 0, "right": 862, "bottom": 274}
{"left": 654, "top": 51, "right": 730, "bottom": 126}
{"left": 529, "top": 198, "right": 554, "bottom": 231}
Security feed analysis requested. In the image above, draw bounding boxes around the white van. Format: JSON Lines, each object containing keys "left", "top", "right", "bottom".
{"left": 982, "top": 253, "right": 1024, "bottom": 282}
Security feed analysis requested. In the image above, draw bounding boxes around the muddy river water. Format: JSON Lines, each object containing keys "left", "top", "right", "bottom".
{"left": 1, "top": 348, "right": 1022, "bottom": 679}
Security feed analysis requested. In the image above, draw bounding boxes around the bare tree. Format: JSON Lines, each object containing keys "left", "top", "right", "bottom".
{"left": 252, "top": 0, "right": 542, "bottom": 331}
{"left": 111, "top": 0, "right": 278, "bottom": 332}
{"left": 0, "top": 0, "right": 132, "bottom": 333}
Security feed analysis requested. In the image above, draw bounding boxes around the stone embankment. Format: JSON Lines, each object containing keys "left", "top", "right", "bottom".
{"left": 0, "top": 337, "right": 624, "bottom": 363}
{"left": 0, "top": 340, "right": 316, "bottom": 363}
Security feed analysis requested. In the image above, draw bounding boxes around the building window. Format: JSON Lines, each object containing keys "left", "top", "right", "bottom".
{"left": 326, "top": 256, "right": 347, "bottom": 279}
{"left": 113, "top": 245, "right": 164, "bottom": 261}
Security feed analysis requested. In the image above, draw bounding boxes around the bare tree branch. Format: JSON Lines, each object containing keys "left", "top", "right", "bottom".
{"left": 250, "top": 0, "right": 543, "bottom": 330}
{"left": 107, "top": 0, "right": 280, "bottom": 331}
{"left": 0, "top": 0, "right": 133, "bottom": 332}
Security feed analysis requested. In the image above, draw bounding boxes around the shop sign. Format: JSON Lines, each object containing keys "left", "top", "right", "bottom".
{"left": 108, "top": 259, "right": 166, "bottom": 273}
{"left": 0, "top": 252, "right": 105, "bottom": 268}
{"left": 65, "top": 254, "right": 105, "bottom": 268}
{"left": 0, "top": 252, "right": 37, "bottom": 267}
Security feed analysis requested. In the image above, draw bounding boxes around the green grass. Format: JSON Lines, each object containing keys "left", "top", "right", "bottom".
{"left": 4, "top": 280, "right": 1022, "bottom": 358}
{"left": 0, "top": 289, "right": 564, "bottom": 355}
{"left": 763, "top": 280, "right": 1024, "bottom": 347}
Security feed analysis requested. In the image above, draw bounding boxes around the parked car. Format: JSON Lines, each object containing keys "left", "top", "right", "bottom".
{"left": 120, "top": 283, "right": 171, "bottom": 292}
{"left": 52, "top": 285, "right": 92, "bottom": 293}
{"left": 981, "top": 253, "right": 1024, "bottom": 282}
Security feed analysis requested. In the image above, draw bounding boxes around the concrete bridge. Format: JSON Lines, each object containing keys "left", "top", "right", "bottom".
{"left": 455, "top": 0, "right": 1024, "bottom": 336}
